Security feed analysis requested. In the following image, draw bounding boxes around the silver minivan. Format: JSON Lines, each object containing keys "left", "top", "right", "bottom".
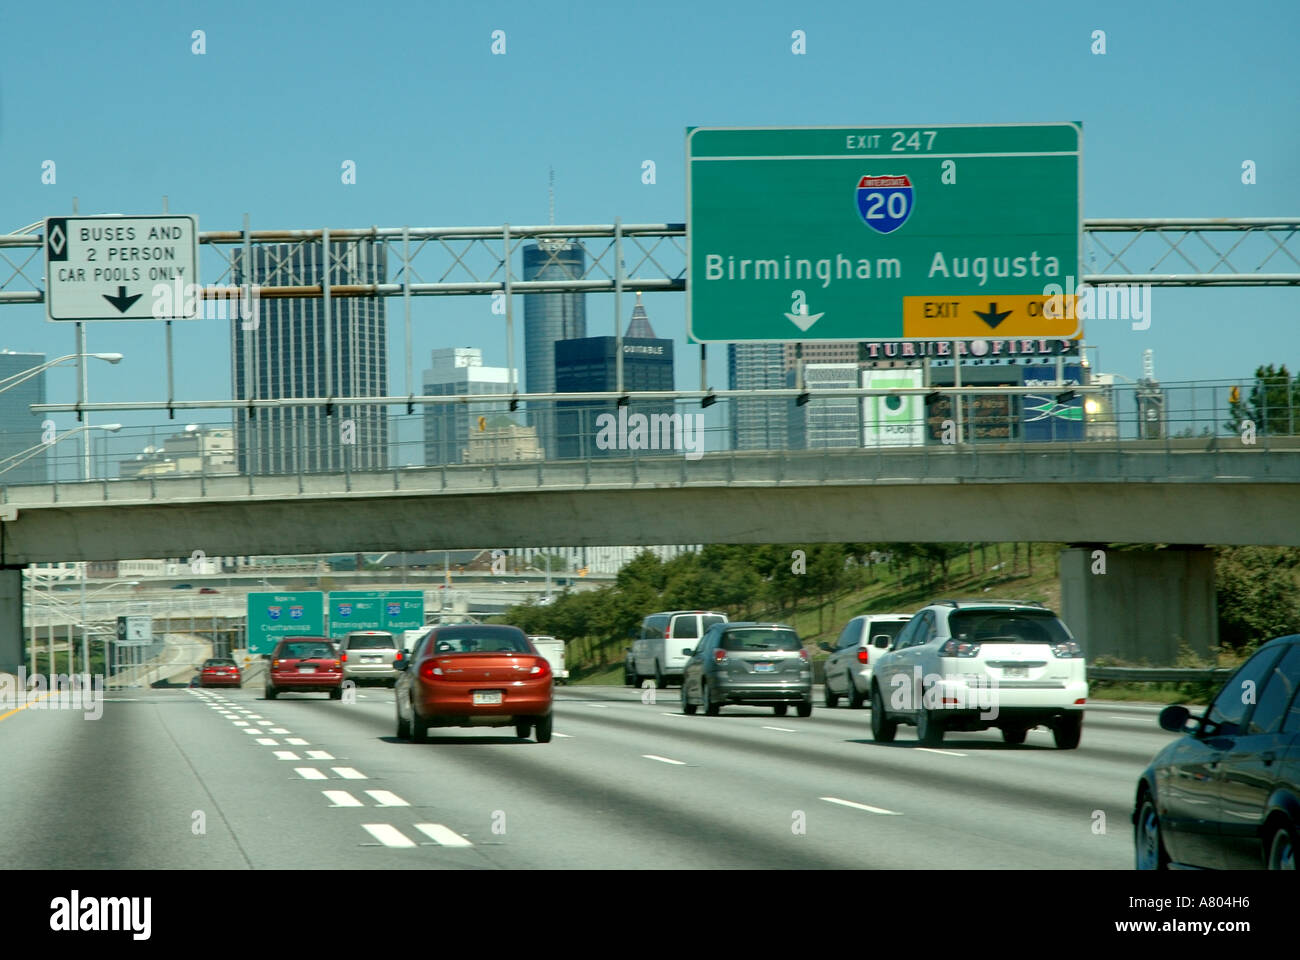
{"left": 628, "top": 610, "right": 728, "bottom": 688}
{"left": 338, "top": 630, "right": 403, "bottom": 685}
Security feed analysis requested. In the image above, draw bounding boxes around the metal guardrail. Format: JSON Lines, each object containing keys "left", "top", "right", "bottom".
{"left": 1086, "top": 666, "right": 1233, "bottom": 683}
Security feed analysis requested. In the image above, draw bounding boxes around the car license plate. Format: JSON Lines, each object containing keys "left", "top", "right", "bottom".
{"left": 298, "top": 666, "right": 317, "bottom": 674}
{"left": 473, "top": 691, "right": 503, "bottom": 705}
{"left": 362, "top": 657, "right": 379, "bottom": 663}
{"left": 1003, "top": 667, "right": 1028, "bottom": 679}
{"left": 755, "top": 663, "right": 775, "bottom": 673}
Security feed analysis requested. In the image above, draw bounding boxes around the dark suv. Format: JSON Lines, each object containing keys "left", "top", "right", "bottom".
{"left": 681, "top": 622, "right": 813, "bottom": 717}
{"left": 1134, "top": 633, "right": 1300, "bottom": 870}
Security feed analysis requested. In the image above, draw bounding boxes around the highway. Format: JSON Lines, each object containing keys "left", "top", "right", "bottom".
{"left": 0, "top": 684, "right": 1174, "bottom": 869}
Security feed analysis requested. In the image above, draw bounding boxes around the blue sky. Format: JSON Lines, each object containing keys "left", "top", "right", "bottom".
{"left": 1, "top": 0, "right": 1297, "bottom": 459}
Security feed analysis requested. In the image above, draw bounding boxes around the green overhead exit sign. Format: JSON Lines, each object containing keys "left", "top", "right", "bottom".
{"left": 686, "top": 123, "right": 1082, "bottom": 343}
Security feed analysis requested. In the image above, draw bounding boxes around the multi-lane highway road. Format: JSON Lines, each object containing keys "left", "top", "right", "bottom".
{"left": 0, "top": 684, "right": 1175, "bottom": 869}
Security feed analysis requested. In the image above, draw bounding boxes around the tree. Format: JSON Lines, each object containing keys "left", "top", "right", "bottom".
{"left": 1226, "top": 364, "right": 1299, "bottom": 436}
{"left": 1215, "top": 547, "right": 1300, "bottom": 650}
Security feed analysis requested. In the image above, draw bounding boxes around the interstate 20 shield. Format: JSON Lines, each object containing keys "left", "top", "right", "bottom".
{"left": 856, "top": 174, "right": 914, "bottom": 234}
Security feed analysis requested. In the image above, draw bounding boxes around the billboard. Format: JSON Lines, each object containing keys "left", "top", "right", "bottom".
{"left": 328, "top": 591, "right": 424, "bottom": 639}
{"left": 863, "top": 368, "right": 924, "bottom": 446}
{"left": 1021, "top": 364, "right": 1084, "bottom": 441}
{"left": 247, "top": 592, "right": 325, "bottom": 656}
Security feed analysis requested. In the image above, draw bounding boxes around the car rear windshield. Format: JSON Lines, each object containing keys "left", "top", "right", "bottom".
{"left": 949, "top": 610, "right": 1072, "bottom": 645}
{"left": 720, "top": 629, "right": 802, "bottom": 652}
{"left": 203, "top": 659, "right": 236, "bottom": 667}
{"left": 278, "top": 642, "right": 336, "bottom": 659}
{"left": 427, "top": 630, "right": 531, "bottom": 654}
{"left": 346, "top": 634, "right": 396, "bottom": 649}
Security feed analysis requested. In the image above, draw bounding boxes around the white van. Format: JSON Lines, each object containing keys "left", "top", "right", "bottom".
{"left": 628, "top": 611, "right": 728, "bottom": 688}
{"left": 528, "top": 635, "right": 569, "bottom": 684}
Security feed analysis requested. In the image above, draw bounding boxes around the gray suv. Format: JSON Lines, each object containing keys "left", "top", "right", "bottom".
{"left": 681, "top": 622, "right": 813, "bottom": 717}
{"left": 338, "top": 630, "right": 403, "bottom": 686}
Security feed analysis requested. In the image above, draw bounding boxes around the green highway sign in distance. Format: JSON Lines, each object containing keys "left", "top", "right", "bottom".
{"left": 686, "top": 123, "right": 1082, "bottom": 342}
{"left": 328, "top": 591, "right": 424, "bottom": 638}
{"left": 247, "top": 592, "right": 325, "bottom": 655}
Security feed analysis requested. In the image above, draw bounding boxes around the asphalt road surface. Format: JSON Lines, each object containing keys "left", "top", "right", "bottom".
{"left": 0, "top": 684, "right": 1177, "bottom": 869}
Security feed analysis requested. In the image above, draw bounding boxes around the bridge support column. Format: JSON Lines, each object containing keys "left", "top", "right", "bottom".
{"left": 1059, "top": 546, "right": 1217, "bottom": 663}
{"left": 0, "top": 565, "right": 24, "bottom": 676}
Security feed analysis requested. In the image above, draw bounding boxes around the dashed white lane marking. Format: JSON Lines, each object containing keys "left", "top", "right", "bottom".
{"left": 362, "top": 824, "right": 416, "bottom": 848}
{"left": 585, "top": 703, "right": 608, "bottom": 709}
{"left": 305, "top": 750, "right": 334, "bottom": 760}
{"left": 242, "top": 728, "right": 260, "bottom": 735}
{"left": 269, "top": 727, "right": 290, "bottom": 734}
{"left": 916, "top": 747, "right": 967, "bottom": 757}
{"left": 553, "top": 732, "right": 572, "bottom": 738}
{"left": 324, "top": 791, "right": 363, "bottom": 807}
{"left": 820, "top": 797, "right": 902, "bottom": 816}
{"left": 642, "top": 754, "right": 686, "bottom": 765}
{"left": 285, "top": 737, "right": 309, "bottom": 745}
{"left": 762, "top": 725, "right": 797, "bottom": 732}
{"left": 663, "top": 712, "right": 691, "bottom": 718}
{"left": 365, "top": 790, "right": 409, "bottom": 807}
{"left": 273, "top": 751, "right": 300, "bottom": 760}
{"left": 256, "top": 720, "right": 274, "bottom": 726}
{"left": 256, "top": 738, "right": 278, "bottom": 745}
{"left": 232, "top": 721, "right": 249, "bottom": 726}
{"left": 414, "top": 823, "right": 473, "bottom": 847}
{"left": 332, "top": 767, "right": 366, "bottom": 780}
{"left": 295, "top": 767, "right": 328, "bottom": 780}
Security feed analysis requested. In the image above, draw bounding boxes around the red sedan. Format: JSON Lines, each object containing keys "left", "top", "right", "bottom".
{"left": 394, "top": 625, "right": 553, "bottom": 742}
{"left": 265, "top": 637, "right": 344, "bottom": 700}
{"left": 199, "top": 658, "right": 242, "bottom": 687}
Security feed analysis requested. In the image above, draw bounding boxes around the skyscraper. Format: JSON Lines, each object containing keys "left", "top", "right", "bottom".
{"left": 522, "top": 239, "right": 586, "bottom": 457}
{"left": 422, "top": 348, "right": 516, "bottom": 465}
{"left": 232, "top": 241, "right": 388, "bottom": 474}
{"left": 0, "top": 350, "right": 48, "bottom": 484}
{"left": 728, "top": 342, "right": 789, "bottom": 450}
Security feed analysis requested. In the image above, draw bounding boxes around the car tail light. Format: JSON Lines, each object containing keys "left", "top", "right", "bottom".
{"left": 529, "top": 658, "right": 551, "bottom": 677}
{"left": 1074, "top": 698, "right": 1086, "bottom": 704}
{"left": 394, "top": 651, "right": 403, "bottom": 662}
{"left": 713, "top": 649, "right": 727, "bottom": 663}
{"left": 272, "top": 659, "right": 281, "bottom": 668}
{"left": 341, "top": 653, "right": 347, "bottom": 662}
{"left": 798, "top": 648, "right": 809, "bottom": 662}
{"left": 856, "top": 649, "right": 870, "bottom": 664}
{"left": 939, "top": 639, "right": 981, "bottom": 658}
{"left": 1051, "top": 641, "right": 1084, "bottom": 658}
{"left": 330, "top": 659, "right": 340, "bottom": 668}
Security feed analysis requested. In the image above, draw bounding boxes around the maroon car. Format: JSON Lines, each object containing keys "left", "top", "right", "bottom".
{"left": 265, "top": 637, "right": 344, "bottom": 700}
{"left": 394, "top": 625, "right": 553, "bottom": 742}
{"left": 199, "top": 658, "right": 242, "bottom": 688}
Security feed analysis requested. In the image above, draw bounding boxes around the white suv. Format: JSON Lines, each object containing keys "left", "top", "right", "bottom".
{"left": 868, "top": 600, "right": 1088, "bottom": 749}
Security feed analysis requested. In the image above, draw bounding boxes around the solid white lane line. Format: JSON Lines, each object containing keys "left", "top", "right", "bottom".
{"left": 285, "top": 737, "right": 309, "bottom": 745}
{"left": 273, "top": 751, "right": 300, "bottom": 760}
{"left": 413, "top": 823, "right": 473, "bottom": 847}
{"left": 324, "top": 791, "right": 363, "bottom": 807}
{"left": 332, "top": 767, "right": 366, "bottom": 780}
{"left": 916, "top": 747, "right": 967, "bottom": 757}
{"left": 820, "top": 797, "right": 902, "bottom": 816}
{"left": 362, "top": 824, "right": 416, "bottom": 848}
{"left": 365, "top": 790, "right": 409, "bottom": 807}
{"left": 305, "top": 750, "right": 334, "bottom": 760}
{"left": 642, "top": 754, "right": 686, "bottom": 765}
{"left": 762, "top": 725, "right": 797, "bottom": 732}
{"left": 256, "top": 738, "right": 278, "bottom": 745}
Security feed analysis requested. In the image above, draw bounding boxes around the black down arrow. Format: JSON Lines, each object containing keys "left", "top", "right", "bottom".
{"left": 103, "top": 285, "right": 143, "bottom": 313}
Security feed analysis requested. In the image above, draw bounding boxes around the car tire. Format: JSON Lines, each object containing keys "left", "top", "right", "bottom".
{"left": 870, "top": 684, "right": 897, "bottom": 742}
{"left": 796, "top": 701, "right": 812, "bottom": 718}
{"left": 1134, "top": 793, "right": 1170, "bottom": 870}
{"left": 654, "top": 662, "right": 666, "bottom": 689}
{"left": 773, "top": 704, "right": 788, "bottom": 716}
{"left": 846, "top": 674, "right": 866, "bottom": 710}
{"left": 412, "top": 708, "right": 430, "bottom": 743}
{"left": 916, "top": 709, "right": 945, "bottom": 746}
{"left": 1267, "top": 819, "right": 1297, "bottom": 870}
{"left": 395, "top": 699, "right": 411, "bottom": 739}
{"left": 1001, "top": 726, "right": 1028, "bottom": 745}
{"left": 515, "top": 721, "right": 532, "bottom": 739}
{"left": 824, "top": 679, "right": 841, "bottom": 708}
{"left": 702, "top": 682, "right": 720, "bottom": 716}
{"left": 328, "top": 686, "right": 342, "bottom": 700}
{"left": 265, "top": 685, "right": 278, "bottom": 700}
{"left": 534, "top": 713, "right": 553, "bottom": 743}
{"left": 1053, "top": 713, "right": 1083, "bottom": 750}
{"left": 682, "top": 692, "right": 698, "bottom": 716}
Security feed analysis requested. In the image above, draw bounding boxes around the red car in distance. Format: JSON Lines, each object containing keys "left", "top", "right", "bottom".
{"left": 394, "top": 625, "right": 553, "bottom": 742}
{"left": 265, "top": 637, "right": 344, "bottom": 700}
{"left": 199, "top": 658, "right": 241, "bottom": 687}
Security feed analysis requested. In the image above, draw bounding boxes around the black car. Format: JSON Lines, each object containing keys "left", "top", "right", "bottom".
{"left": 1134, "top": 633, "right": 1300, "bottom": 870}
